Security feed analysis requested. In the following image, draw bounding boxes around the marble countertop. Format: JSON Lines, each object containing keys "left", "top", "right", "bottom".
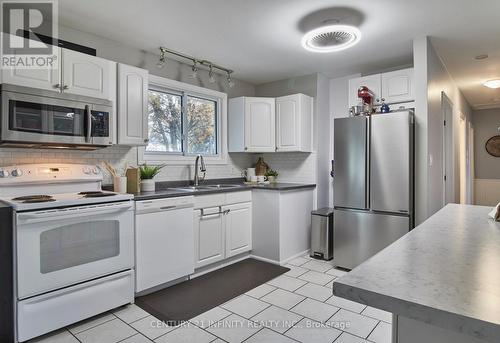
{"left": 133, "top": 182, "right": 316, "bottom": 201}
{"left": 333, "top": 204, "right": 500, "bottom": 342}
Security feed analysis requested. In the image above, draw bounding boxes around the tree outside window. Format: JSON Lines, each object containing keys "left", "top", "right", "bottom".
{"left": 146, "top": 90, "right": 218, "bottom": 155}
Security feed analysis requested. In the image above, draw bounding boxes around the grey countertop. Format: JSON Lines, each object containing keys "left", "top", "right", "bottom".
{"left": 133, "top": 181, "right": 316, "bottom": 201}
{"left": 332, "top": 204, "right": 500, "bottom": 342}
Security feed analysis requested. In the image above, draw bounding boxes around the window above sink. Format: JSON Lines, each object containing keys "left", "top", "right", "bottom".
{"left": 139, "top": 75, "right": 228, "bottom": 166}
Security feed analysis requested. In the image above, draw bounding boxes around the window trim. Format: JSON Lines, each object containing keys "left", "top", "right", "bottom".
{"left": 139, "top": 75, "right": 228, "bottom": 165}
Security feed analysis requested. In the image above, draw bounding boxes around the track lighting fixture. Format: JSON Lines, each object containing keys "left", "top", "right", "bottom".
{"left": 156, "top": 49, "right": 167, "bottom": 69}
{"left": 157, "top": 46, "right": 235, "bottom": 87}
{"left": 208, "top": 65, "right": 216, "bottom": 83}
{"left": 190, "top": 60, "right": 198, "bottom": 79}
{"left": 227, "top": 71, "right": 235, "bottom": 88}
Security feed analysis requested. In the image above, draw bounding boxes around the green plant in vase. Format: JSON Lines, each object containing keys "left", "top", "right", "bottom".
{"left": 265, "top": 169, "right": 279, "bottom": 183}
{"left": 139, "top": 164, "right": 165, "bottom": 191}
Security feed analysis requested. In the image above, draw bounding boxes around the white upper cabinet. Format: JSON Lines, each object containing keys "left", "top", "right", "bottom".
{"left": 117, "top": 64, "right": 149, "bottom": 145}
{"left": 1, "top": 45, "right": 116, "bottom": 101}
{"left": 348, "top": 74, "right": 382, "bottom": 107}
{"left": 348, "top": 68, "right": 415, "bottom": 107}
{"left": 276, "top": 93, "right": 313, "bottom": 152}
{"left": 228, "top": 97, "right": 276, "bottom": 153}
{"left": 1, "top": 36, "right": 61, "bottom": 91}
{"left": 381, "top": 68, "right": 414, "bottom": 104}
{"left": 61, "top": 49, "right": 116, "bottom": 100}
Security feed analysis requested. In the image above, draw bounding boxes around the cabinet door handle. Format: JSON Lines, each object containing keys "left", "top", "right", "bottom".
{"left": 244, "top": 147, "right": 248, "bottom": 151}
{"left": 144, "top": 138, "right": 149, "bottom": 143}
{"left": 201, "top": 206, "right": 223, "bottom": 217}
{"left": 223, "top": 209, "right": 230, "bottom": 215}
{"left": 160, "top": 205, "right": 177, "bottom": 210}
{"left": 62, "top": 85, "right": 69, "bottom": 90}
{"left": 53, "top": 83, "right": 61, "bottom": 89}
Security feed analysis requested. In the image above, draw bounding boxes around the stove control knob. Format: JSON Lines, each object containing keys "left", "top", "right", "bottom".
{"left": 0, "top": 170, "right": 8, "bottom": 178}
{"left": 92, "top": 167, "right": 100, "bottom": 175}
{"left": 83, "top": 167, "right": 92, "bottom": 175}
{"left": 11, "top": 169, "right": 22, "bottom": 177}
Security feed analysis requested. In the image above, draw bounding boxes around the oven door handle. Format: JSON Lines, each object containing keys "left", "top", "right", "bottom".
{"left": 17, "top": 202, "right": 133, "bottom": 223}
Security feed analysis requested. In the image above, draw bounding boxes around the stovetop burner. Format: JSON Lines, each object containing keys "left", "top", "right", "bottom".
{"left": 22, "top": 198, "right": 57, "bottom": 203}
{"left": 78, "top": 191, "right": 116, "bottom": 198}
{"left": 12, "top": 195, "right": 54, "bottom": 202}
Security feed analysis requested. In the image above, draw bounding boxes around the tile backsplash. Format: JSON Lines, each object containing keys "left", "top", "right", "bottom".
{"left": 0, "top": 146, "right": 136, "bottom": 184}
{"left": 252, "top": 152, "right": 317, "bottom": 184}
{"left": 0, "top": 148, "right": 316, "bottom": 185}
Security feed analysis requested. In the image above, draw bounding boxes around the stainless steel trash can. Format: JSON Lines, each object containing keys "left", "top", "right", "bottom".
{"left": 310, "top": 207, "right": 334, "bottom": 260}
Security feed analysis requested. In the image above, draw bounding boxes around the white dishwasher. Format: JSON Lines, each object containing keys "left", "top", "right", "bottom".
{"left": 135, "top": 196, "right": 195, "bottom": 293}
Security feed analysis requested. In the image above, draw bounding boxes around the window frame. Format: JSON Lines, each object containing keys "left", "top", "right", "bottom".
{"left": 139, "top": 75, "right": 228, "bottom": 165}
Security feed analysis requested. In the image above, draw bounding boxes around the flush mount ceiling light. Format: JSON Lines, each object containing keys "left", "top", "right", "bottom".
{"left": 301, "top": 24, "right": 361, "bottom": 53}
{"left": 483, "top": 79, "right": 500, "bottom": 89}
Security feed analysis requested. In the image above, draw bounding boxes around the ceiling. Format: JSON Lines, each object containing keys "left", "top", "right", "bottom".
{"left": 58, "top": 0, "right": 500, "bottom": 108}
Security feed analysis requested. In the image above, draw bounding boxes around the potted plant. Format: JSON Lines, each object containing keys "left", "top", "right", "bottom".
{"left": 139, "top": 164, "right": 165, "bottom": 192}
{"left": 265, "top": 169, "right": 279, "bottom": 183}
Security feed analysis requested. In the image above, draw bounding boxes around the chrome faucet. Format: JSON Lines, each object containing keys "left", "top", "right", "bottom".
{"left": 194, "top": 154, "right": 206, "bottom": 186}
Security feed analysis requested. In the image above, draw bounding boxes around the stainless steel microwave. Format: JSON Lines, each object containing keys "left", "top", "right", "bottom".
{"left": 1, "top": 84, "right": 113, "bottom": 149}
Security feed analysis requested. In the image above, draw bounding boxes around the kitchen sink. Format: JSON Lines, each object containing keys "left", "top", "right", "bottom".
{"left": 204, "top": 184, "right": 244, "bottom": 189}
{"left": 171, "top": 184, "right": 244, "bottom": 192}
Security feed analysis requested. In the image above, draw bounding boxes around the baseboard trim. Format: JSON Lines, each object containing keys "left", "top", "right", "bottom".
{"left": 250, "top": 249, "right": 310, "bottom": 266}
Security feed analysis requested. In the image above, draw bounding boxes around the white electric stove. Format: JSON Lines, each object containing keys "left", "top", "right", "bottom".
{"left": 0, "top": 163, "right": 133, "bottom": 211}
{"left": 0, "top": 164, "right": 135, "bottom": 342}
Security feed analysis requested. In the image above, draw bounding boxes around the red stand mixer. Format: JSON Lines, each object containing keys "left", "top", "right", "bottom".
{"left": 357, "top": 86, "right": 375, "bottom": 115}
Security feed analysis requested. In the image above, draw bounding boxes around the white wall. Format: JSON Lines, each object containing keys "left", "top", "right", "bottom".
{"left": 413, "top": 36, "right": 473, "bottom": 222}
{"left": 471, "top": 108, "right": 500, "bottom": 179}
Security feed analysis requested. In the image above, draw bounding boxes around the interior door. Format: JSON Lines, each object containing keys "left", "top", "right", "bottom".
{"left": 62, "top": 49, "right": 115, "bottom": 100}
{"left": 370, "top": 111, "right": 412, "bottom": 213}
{"left": 194, "top": 207, "right": 225, "bottom": 268}
{"left": 244, "top": 97, "right": 275, "bottom": 152}
{"left": 333, "top": 116, "right": 368, "bottom": 209}
{"left": 276, "top": 95, "right": 299, "bottom": 151}
{"left": 224, "top": 202, "right": 252, "bottom": 257}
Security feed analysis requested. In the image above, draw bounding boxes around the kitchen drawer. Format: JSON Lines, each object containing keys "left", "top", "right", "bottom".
{"left": 17, "top": 270, "right": 134, "bottom": 342}
{"left": 136, "top": 196, "right": 194, "bottom": 212}
{"left": 194, "top": 194, "right": 225, "bottom": 209}
{"left": 225, "top": 190, "right": 252, "bottom": 204}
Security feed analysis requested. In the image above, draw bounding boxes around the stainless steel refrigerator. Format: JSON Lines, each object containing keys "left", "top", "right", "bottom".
{"left": 333, "top": 110, "right": 414, "bottom": 269}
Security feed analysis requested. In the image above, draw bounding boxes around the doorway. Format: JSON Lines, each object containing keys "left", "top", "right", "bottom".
{"left": 441, "top": 92, "right": 454, "bottom": 205}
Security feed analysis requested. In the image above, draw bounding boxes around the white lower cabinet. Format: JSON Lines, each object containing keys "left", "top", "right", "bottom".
{"left": 224, "top": 202, "right": 252, "bottom": 257}
{"left": 252, "top": 188, "right": 314, "bottom": 264}
{"left": 194, "top": 206, "right": 225, "bottom": 268}
{"left": 194, "top": 192, "right": 252, "bottom": 268}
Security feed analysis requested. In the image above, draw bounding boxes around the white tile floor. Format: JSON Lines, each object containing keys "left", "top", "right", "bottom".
{"left": 30, "top": 255, "right": 392, "bottom": 343}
